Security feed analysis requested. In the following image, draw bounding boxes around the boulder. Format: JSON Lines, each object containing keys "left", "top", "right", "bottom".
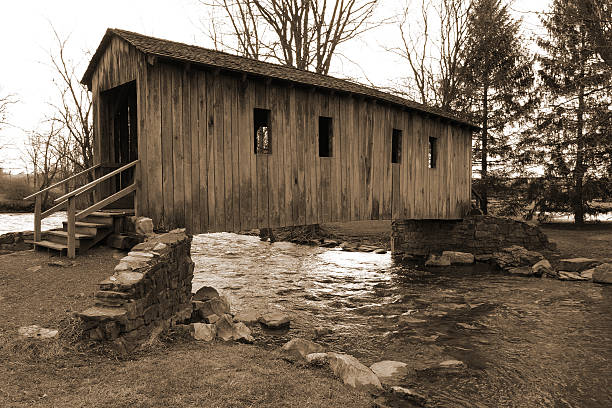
{"left": 558, "top": 258, "right": 600, "bottom": 272}
{"left": 358, "top": 245, "right": 377, "bottom": 252}
{"left": 425, "top": 254, "right": 451, "bottom": 267}
{"left": 370, "top": 360, "right": 408, "bottom": 386}
{"left": 313, "top": 326, "right": 333, "bottom": 337}
{"left": 558, "top": 271, "right": 588, "bottom": 281}
{"left": 18, "top": 325, "right": 58, "bottom": 339}
{"left": 442, "top": 251, "right": 475, "bottom": 265}
{"left": 533, "top": 259, "right": 556, "bottom": 277}
{"left": 592, "top": 263, "right": 612, "bottom": 284}
{"left": 214, "top": 314, "right": 254, "bottom": 343}
{"left": 580, "top": 268, "right": 595, "bottom": 280}
{"left": 258, "top": 312, "right": 290, "bottom": 329}
{"left": 326, "top": 352, "right": 383, "bottom": 391}
{"left": 438, "top": 360, "right": 466, "bottom": 370}
{"left": 204, "top": 314, "right": 220, "bottom": 324}
{"left": 193, "top": 296, "right": 230, "bottom": 319}
{"left": 340, "top": 242, "right": 357, "bottom": 252}
{"left": 320, "top": 239, "right": 339, "bottom": 248}
{"left": 133, "top": 217, "right": 154, "bottom": 236}
{"left": 390, "top": 386, "right": 428, "bottom": 406}
{"left": 232, "top": 322, "right": 255, "bottom": 343}
{"left": 234, "top": 310, "right": 260, "bottom": 325}
{"left": 192, "top": 323, "right": 216, "bottom": 342}
{"left": 193, "top": 286, "right": 220, "bottom": 301}
{"left": 507, "top": 266, "right": 536, "bottom": 277}
{"left": 493, "top": 246, "right": 544, "bottom": 270}
{"left": 214, "top": 314, "right": 237, "bottom": 341}
{"left": 305, "top": 352, "right": 329, "bottom": 365}
{"left": 475, "top": 253, "right": 495, "bottom": 262}
{"left": 281, "top": 338, "right": 325, "bottom": 360}
{"left": 374, "top": 249, "right": 387, "bottom": 254}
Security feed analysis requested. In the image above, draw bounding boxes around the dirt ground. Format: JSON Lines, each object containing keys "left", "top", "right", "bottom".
{"left": 0, "top": 248, "right": 370, "bottom": 408}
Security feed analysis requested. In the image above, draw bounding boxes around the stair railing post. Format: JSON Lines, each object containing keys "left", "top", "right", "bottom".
{"left": 34, "top": 195, "right": 42, "bottom": 242}
{"left": 67, "top": 196, "right": 76, "bottom": 258}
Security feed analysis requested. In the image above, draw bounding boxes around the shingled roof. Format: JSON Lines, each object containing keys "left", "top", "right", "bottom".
{"left": 83, "top": 28, "right": 478, "bottom": 129}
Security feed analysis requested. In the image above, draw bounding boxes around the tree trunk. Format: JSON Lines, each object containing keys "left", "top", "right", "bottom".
{"left": 481, "top": 83, "right": 489, "bottom": 214}
{"left": 573, "top": 33, "right": 587, "bottom": 225}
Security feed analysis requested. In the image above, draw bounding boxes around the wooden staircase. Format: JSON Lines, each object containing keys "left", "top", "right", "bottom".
{"left": 24, "top": 160, "right": 139, "bottom": 258}
{"left": 33, "top": 210, "right": 134, "bottom": 255}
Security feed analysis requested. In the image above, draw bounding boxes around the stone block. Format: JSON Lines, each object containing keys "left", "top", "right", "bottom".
{"left": 281, "top": 338, "right": 325, "bottom": 360}
{"left": 370, "top": 360, "right": 409, "bottom": 386}
{"left": 193, "top": 297, "right": 230, "bottom": 318}
{"left": 78, "top": 306, "right": 127, "bottom": 323}
{"left": 558, "top": 258, "right": 600, "bottom": 272}
{"left": 592, "top": 263, "right": 612, "bottom": 284}
{"left": 192, "top": 323, "right": 216, "bottom": 341}
{"left": 258, "top": 312, "right": 291, "bottom": 329}
{"left": 442, "top": 251, "right": 474, "bottom": 265}
{"left": 425, "top": 254, "right": 451, "bottom": 267}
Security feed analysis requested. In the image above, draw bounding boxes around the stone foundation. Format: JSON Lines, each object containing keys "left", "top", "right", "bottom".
{"left": 391, "top": 215, "right": 556, "bottom": 257}
{"left": 0, "top": 231, "right": 34, "bottom": 253}
{"left": 78, "top": 229, "right": 194, "bottom": 346}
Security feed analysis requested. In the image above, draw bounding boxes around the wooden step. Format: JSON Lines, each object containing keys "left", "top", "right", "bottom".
{"left": 33, "top": 240, "right": 68, "bottom": 252}
{"left": 92, "top": 210, "right": 134, "bottom": 217}
{"left": 46, "top": 230, "right": 95, "bottom": 247}
{"left": 62, "top": 221, "right": 110, "bottom": 235}
{"left": 81, "top": 214, "right": 114, "bottom": 226}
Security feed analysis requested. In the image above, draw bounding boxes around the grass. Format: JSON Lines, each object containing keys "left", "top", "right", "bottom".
{"left": 539, "top": 222, "right": 612, "bottom": 260}
{"left": 0, "top": 248, "right": 372, "bottom": 408}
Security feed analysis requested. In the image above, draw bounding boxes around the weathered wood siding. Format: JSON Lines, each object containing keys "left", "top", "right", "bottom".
{"left": 91, "top": 39, "right": 472, "bottom": 233}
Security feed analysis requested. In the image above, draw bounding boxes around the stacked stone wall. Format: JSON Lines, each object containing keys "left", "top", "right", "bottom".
{"left": 78, "top": 230, "right": 194, "bottom": 344}
{"left": 0, "top": 231, "right": 34, "bottom": 253}
{"left": 391, "top": 215, "right": 556, "bottom": 257}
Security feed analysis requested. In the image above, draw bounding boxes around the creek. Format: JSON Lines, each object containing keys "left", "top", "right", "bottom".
{"left": 192, "top": 232, "right": 611, "bottom": 408}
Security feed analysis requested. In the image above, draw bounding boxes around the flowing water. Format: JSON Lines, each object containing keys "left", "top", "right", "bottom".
{"left": 192, "top": 233, "right": 611, "bottom": 408}
{"left": 0, "top": 212, "right": 65, "bottom": 235}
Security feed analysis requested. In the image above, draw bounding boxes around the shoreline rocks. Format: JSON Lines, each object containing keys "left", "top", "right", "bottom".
{"left": 370, "top": 360, "right": 409, "bottom": 386}
{"left": 258, "top": 312, "right": 291, "bottom": 329}
{"left": 592, "top": 263, "right": 612, "bottom": 284}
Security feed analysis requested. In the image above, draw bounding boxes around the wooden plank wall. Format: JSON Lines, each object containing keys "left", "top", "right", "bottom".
{"left": 92, "top": 39, "right": 472, "bottom": 233}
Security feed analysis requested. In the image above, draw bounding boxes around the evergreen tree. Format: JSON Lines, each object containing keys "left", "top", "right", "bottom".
{"left": 516, "top": 0, "right": 611, "bottom": 223}
{"left": 456, "top": 0, "right": 534, "bottom": 214}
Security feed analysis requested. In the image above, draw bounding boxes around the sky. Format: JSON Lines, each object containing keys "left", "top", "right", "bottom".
{"left": 0, "top": 0, "right": 548, "bottom": 173}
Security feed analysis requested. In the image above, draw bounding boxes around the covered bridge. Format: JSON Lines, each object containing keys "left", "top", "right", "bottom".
{"left": 80, "top": 28, "right": 476, "bottom": 234}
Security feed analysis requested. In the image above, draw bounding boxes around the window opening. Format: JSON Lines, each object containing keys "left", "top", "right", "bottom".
{"left": 392, "top": 129, "right": 402, "bottom": 163}
{"left": 428, "top": 136, "right": 437, "bottom": 168}
{"left": 318, "top": 116, "right": 333, "bottom": 157}
{"left": 254, "top": 108, "right": 271, "bottom": 154}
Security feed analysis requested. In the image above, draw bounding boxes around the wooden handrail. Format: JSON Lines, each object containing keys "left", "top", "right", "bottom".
{"left": 55, "top": 160, "right": 139, "bottom": 203}
{"left": 76, "top": 183, "right": 136, "bottom": 221}
{"left": 23, "top": 164, "right": 101, "bottom": 200}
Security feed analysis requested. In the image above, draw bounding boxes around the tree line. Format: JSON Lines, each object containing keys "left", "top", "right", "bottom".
{"left": 0, "top": 0, "right": 610, "bottom": 223}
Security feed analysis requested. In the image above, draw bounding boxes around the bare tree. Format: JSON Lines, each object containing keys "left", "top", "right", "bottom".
{"left": 201, "top": 0, "right": 381, "bottom": 74}
{"left": 21, "top": 122, "right": 71, "bottom": 208}
{"left": 47, "top": 28, "right": 94, "bottom": 176}
{"left": 392, "top": 0, "right": 470, "bottom": 109}
{"left": 0, "top": 90, "right": 18, "bottom": 153}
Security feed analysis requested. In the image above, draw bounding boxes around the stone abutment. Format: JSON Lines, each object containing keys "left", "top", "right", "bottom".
{"left": 391, "top": 215, "right": 556, "bottom": 257}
